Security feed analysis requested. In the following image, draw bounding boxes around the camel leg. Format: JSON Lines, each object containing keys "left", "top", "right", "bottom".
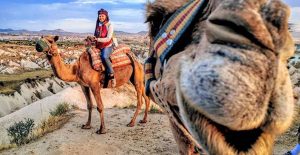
{"left": 169, "top": 119, "right": 200, "bottom": 155}
{"left": 91, "top": 85, "right": 106, "bottom": 134}
{"left": 140, "top": 86, "right": 150, "bottom": 124}
{"left": 81, "top": 85, "right": 92, "bottom": 129}
{"left": 127, "top": 84, "right": 143, "bottom": 127}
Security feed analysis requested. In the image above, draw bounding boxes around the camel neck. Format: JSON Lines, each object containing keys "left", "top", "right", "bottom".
{"left": 50, "top": 49, "right": 79, "bottom": 82}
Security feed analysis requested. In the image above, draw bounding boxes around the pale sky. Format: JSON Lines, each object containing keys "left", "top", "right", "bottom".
{"left": 0, "top": 0, "right": 299, "bottom": 33}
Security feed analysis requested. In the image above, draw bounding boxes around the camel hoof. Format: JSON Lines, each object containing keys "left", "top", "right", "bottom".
{"left": 96, "top": 129, "right": 106, "bottom": 134}
{"left": 127, "top": 123, "right": 135, "bottom": 127}
{"left": 139, "top": 120, "right": 147, "bottom": 124}
{"left": 81, "top": 124, "right": 91, "bottom": 129}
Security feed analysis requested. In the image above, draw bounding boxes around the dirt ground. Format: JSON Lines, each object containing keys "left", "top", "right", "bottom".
{"left": 0, "top": 108, "right": 178, "bottom": 155}
{"left": 0, "top": 107, "right": 299, "bottom": 155}
{"left": 274, "top": 110, "right": 300, "bottom": 155}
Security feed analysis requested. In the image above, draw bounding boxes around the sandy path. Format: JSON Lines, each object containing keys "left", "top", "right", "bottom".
{"left": 0, "top": 107, "right": 297, "bottom": 155}
{"left": 0, "top": 108, "right": 179, "bottom": 155}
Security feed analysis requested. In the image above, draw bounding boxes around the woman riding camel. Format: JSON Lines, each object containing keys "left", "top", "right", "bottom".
{"left": 94, "top": 8, "right": 118, "bottom": 87}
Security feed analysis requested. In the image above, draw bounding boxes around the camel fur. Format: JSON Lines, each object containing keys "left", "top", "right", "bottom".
{"left": 145, "top": 0, "right": 295, "bottom": 154}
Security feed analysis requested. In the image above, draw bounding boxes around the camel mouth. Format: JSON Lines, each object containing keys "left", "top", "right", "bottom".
{"left": 177, "top": 85, "right": 266, "bottom": 153}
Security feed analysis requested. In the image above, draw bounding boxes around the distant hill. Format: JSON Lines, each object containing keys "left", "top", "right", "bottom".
{"left": 114, "top": 31, "right": 133, "bottom": 35}
{"left": 0, "top": 28, "right": 14, "bottom": 32}
{"left": 0, "top": 28, "right": 146, "bottom": 36}
{"left": 0, "top": 28, "right": 91, "bottom": 36}
{"left": 137, "top": 31, "right": 148, "bottom": 35}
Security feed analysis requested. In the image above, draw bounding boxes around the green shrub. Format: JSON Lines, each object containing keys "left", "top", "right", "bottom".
{"left": 50, "top": 103, "right": 70, "bottom": 116}
{"left": 149, "top": 105, "right": 162, "bottom": 114}
{"left": 6, "top": 118, "right": 35, "bottom": 146}
{"left": 71, "top": 104, "right": 80, "bottom": 110}
{"left": 3, "top": 103, "right": 73, "bottom": 150}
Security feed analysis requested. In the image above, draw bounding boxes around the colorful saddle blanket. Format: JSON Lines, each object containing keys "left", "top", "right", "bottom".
{"left": 88, "top": 44, "right": 132, "bottom": 71}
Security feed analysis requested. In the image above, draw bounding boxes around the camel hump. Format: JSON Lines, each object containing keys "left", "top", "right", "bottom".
{"left": 87, "top": 44, "right": 134, "bottom": 71}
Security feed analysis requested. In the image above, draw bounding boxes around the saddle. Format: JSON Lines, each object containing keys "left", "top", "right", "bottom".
{"left": 87, "top": 44, "right": 132, "bottom": 71}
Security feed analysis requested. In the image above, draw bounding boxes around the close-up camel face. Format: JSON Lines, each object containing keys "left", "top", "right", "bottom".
{"left": 146, "top": 0, "right": 295, "bottom": 154}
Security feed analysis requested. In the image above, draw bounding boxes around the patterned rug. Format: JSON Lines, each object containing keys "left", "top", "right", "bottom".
{"left": 88, "top": 44, "right": 132, "bottom": 71}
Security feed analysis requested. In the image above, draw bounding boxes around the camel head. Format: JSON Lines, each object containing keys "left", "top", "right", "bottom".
{"left": 146, "top": 0, "right": 295, "bottom": 154}
{"left": 36, "top": 35, "right": 60, "bottom": 59}
{"left": 36, "top": 35, "right": 62, "bottom": 78}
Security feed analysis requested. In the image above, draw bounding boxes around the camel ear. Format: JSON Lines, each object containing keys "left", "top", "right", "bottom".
{"left": 54, "top": 36, "right": 59, "bottom": 42}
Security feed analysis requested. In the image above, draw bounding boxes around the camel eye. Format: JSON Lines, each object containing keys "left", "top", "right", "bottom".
{"left": 261, "top": 2, "right": 289, "bottom": 32}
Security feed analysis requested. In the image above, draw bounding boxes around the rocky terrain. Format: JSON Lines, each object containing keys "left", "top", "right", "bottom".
{"left": 288, "top": 43, "right": 300, "bottom": 105}
{"left": 0, "top": 33, "right": 149, "bottom": 118}
{"left": 0, "top": 77, "right": 76, "bottom": 117}
{"left": 0, "top": 42, "right": 82, "bottom": 74}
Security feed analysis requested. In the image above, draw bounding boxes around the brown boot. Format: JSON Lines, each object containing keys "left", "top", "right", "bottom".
{"left": 109, "top": 74, "right": 116, "bottom": 88}
{"left": 111, "top": 78, "right": 116, "bottom": 88}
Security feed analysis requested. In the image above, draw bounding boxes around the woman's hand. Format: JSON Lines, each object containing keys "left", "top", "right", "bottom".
{"left": 86, "top": 36, "right": 96, "bottom": 42}
{"left": 85, "top": 36, "right": 96, "bottom": 46}
{"left": 90, "top": 36, "right": 97, "bottom": 41}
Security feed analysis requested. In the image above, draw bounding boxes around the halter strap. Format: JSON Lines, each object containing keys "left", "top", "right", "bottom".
{"left": 41, "top": 38, "right": 59, "bottom": 56}
{"left": 154, "top": 0, "right": 205, "bottom": 62}
{"left": 145, "top": 0, "right": 206, "bottom": 95}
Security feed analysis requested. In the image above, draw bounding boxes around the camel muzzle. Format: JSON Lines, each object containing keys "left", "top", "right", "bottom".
{"left": 35, "top": 39, "right": 50, "bottom": 52}
{"left": 177, "top": 46, "right": 273, "bottom": 131}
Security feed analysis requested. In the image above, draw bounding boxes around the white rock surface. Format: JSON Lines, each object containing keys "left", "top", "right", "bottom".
{"left": 0, "top": 67, "right": 19, "bottom": 74}
{"left": 0, "top": 78, "right": 74, "bottom": 117}
{"left": 0, "top": 86, "right": 86, "bottom": 144}
{"left": 0, "top": 92, "right": 28, "bottom": 117}
{"left": 8, "top": 61, "right": 20, "bottom": 67}
{"left": 20, "top": 60, "right": 40, "bottom": 69}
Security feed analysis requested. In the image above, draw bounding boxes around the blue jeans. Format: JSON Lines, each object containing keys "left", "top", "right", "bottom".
{"left": 100, "top": 46, "right": 114, "bottom": 75}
